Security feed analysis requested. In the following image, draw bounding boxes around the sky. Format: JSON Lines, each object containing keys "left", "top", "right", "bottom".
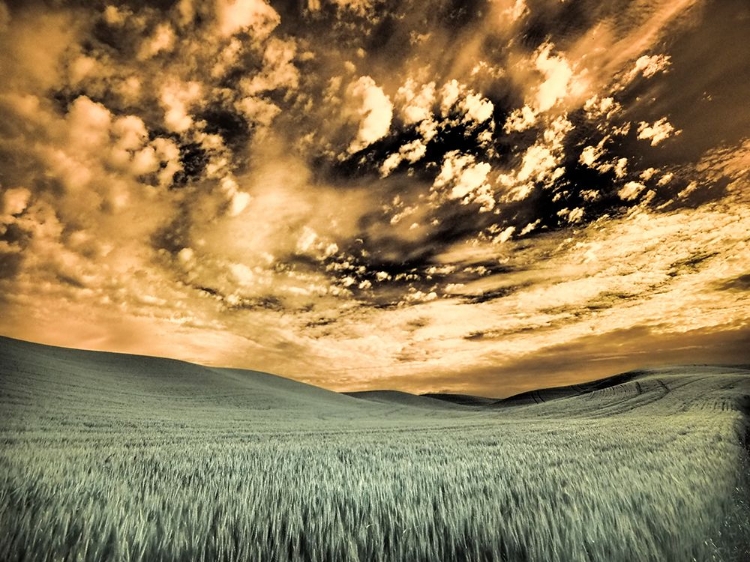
{"left": 0, "top": 0, "right": 749, "bottom": 397}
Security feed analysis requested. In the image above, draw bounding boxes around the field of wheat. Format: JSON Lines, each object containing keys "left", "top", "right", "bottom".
{"left": 1, "top": 337, "right": 748, "bottom": 561}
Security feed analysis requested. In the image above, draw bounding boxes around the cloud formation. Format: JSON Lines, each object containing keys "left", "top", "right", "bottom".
{"left": 0, "top": 0, "right": 749, "bottom": 396}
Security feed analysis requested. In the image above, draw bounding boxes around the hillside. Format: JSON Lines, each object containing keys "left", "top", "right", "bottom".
{"left": 1, "top": 336, "right": 749, "bottom": 561}
{"left": 0, "top": 336, "right": 389, "bottom": 432}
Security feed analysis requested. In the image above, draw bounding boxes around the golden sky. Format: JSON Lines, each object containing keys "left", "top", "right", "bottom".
{"left": 0, "top": 0, "right": 748, "bottom": 396}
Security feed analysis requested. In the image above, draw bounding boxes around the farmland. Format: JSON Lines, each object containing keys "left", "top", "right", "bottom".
{"left": 1, "top": 336, "right": 749, "bottom": 561}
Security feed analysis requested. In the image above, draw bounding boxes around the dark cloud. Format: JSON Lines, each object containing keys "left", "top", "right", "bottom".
{"left": 620, "top": 0, "right": 750, "bottom": 165}
{"left": 715, "top": 274, "right": 750, "bottom": 292}
{"left": 437, "top": 325, "right": 750, "bottom": 397}
{"left": 667, "top": 252, "right": 717, "bottom": 278}
{"left": 0, "top": 252, "right": 23, "bottom": 281}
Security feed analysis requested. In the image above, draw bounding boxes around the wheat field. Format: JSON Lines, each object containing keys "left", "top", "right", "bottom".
{"left": 1, "top": 336, "right": 749, "bottom": 561}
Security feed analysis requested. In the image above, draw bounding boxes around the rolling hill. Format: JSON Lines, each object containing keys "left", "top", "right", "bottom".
{"left": 1, "top": 335, "right": 749, "bottom": 561}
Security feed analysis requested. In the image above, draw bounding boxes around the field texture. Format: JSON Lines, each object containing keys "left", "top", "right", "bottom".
{"left": 1, "top": 336, "right": 749, "bottom": 561}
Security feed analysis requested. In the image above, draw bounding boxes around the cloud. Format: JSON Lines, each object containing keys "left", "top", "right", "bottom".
{"left": 1, "top": 11, "right": 84, "bottom": 99}
{"left": 241, "top": 37, "right": 299, "bottom": 95}
{"left": 504, "top": 105, "right": 536, "bottom": 133}
{"left": 460, "top": 92, "right": 494, "bottom": 125}
{"left": 618, "top": 181, "right": 646, "bottom": 201}
{"left": 501, "top": 0, "right": 528, "bottom": 23}
{"left": 396, "top": 79, "right": 436, "bottom": 126}
{"left": 439, "top": 80, "right": 494, "bottom": 126}
{"left": 628, "top": 53, "right": 671, "bottom": 80}
{"left": 159, "top": 80, "right": 202, "bottom": 133}
{"left": 379, "top": 138, "right": 427, "bottom": 177}
{"left": 0, "top": 2, "right": 9, "bottom": 32}
{"left": 1, "top": 187, "right": 32, "bottom": 221}
{"left": 498, "top": 115, "right": 572, "bottom": 201}
{"left": 215, "top": 0, "right": 281, "bottom": 39}
{"left": 0, "top": 0, "right": 747, "bottom": 396}
{"left": 138, "top": 23, "right": 176, "bottom": 60}
{"left": 579, "top": 144, "right": 604, "bottom": 167}
{"left": 346, "top": 76, "right": 393, "bottom": 153}
{"left": 637, "top": 118, "right": 681, "bottom": 146}
{"left": 534, "top": 43, "right": 577, "bottom": 112}
{"left": 432, "top": 151, "right": 494, "bottom": 211}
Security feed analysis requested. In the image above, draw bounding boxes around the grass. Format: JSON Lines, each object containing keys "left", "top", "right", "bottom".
{"left": 1, "top": 336, "right": 749, "bottom": 561}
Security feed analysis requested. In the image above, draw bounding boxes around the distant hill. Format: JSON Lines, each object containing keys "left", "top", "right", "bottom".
{"left": 0, "top": 335, "right": 388, "bottom": 430}
{"left": 3, "top": 335, "right": 749, "bottom": 428}
{"left": 489, "top": 371, "right": 641, "bottom": 407}
{"left": 345, "top": 390, "right": 470, "bottom": 409}
{"left": 421, "top": 393, "right": 497, "bottom": 406}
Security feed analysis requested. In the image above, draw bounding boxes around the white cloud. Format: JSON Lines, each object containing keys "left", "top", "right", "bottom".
{"left": 440, "top": 80, "right": 462, "bottom": 116}
{"left": 376, "top": 271, "right": 391, "bottom": 282}
{"left": 461, "top": 93, "right": 494, "bottom": 125}
{"left": 229, "top": 191, "right": 252, "bottom": 216}
{"left": 504, "top": 105, "right": 537, "bottom": 133}
{"left": 229, "top": 262, "right": 255, "bottom": 286}
{"left": 501, "top": 0, "right": 528, "bottom": 22}
{"left": 236, "top": 97, "right": 281, "bottom": 128}
{"left": 618, "top": 181, "right": 646, "bottom": 201}
{"left": 567, "top": 207, "right": 584, "bottom": 223}
{"left": 178, "top": 247, "right": 195, "bottom": 265}
{"left": 493, "top": 226, "right": 515, "bottom": 244}
{"left": 1, "top": 187, "right": 32, "bottom": 222}
{"left": 379, "top": 139, "right": 427, "bottom": 177}
{"left": 216, "top": 0, "right": 281, "bottom": 39}
{"left": 629, "top": 54, "right": 671, "bottom": 80}
{"left": 498, "top": 116, "right": 572, "bottom": 201}
{"left": 580, "top": 190, "right": 599, "bottom": 202}
{"left": 159, "top": 81, "right": 202, "bottom": 133}
{"left": 534, "top": 43, "right": 575, "bottom": 112}
{"left": 326, "top": 0, "right": 375, "bottom": 15}
{"left": 112, "top": 115, "right": 148, "bottom": 152}
{"left": 110, "top": 115, "right": 158, "bottom": 174}
{"left": 404, "top": 290, "right": 438, "bottom": 303}
{"left": 346, "top": 76, "right": 393, "bottom": 153}
{"left": 677, "top": 181, "right": 698, "bottom": 199}
{"left": 138, "top": 23, "right": 175, "bottom": 60}
{"left": 211, "top": 39, "right": 242, "bottom": 78}
{"left": 397, "top": 79, "right": 436, "bottom": 125}
{"left": 517, "top": 145, "right": 556, "bottom": 184}
{"left": 433, "top": 151, "right": 494, "bottom": 211}
{"left": 241, "top": 37, "right": 299, "bottom": 95}
{"left": 296, "top": 226, "right": 319, "bottom": 254}
{"left": 130, "top": 147, "right": 160, "bottom": 176}
{"left": 439, "top": 80, "right": 494, "bottom": 127}
{"left": 579, "top": 145, "right": 603, "bottom": 167}
{"left": 151, "top": 138, "right": 183, "bottom": 187}
{"left": 637, "top": 118, "right": 681, "bottom": 146}
{"left": 657, "top": 172, "right": 674, "bottom": 187}
{"left": 68, "top": 55, "right": 99, "bottom": 86}
{"left": 614, "top": 157, "right": 628, "bottom": 179}
{"left": 67, "top": 96, "right": 112, "bottom": 152}
{"left": 583, "top": 96, "right": 620, "bottom": 121}
{"left": 176, "top": 0, "right": 195, "bottom": 27}
{"left": 103, "top": 5, "right": 129, "bottom": 26}
{"left": 519, "top": 219, "right": 541, "bottom": 236}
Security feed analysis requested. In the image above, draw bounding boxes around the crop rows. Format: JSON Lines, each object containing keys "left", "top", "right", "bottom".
{"left": 1, "top": 407, "right": 748, "bottom": 562}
